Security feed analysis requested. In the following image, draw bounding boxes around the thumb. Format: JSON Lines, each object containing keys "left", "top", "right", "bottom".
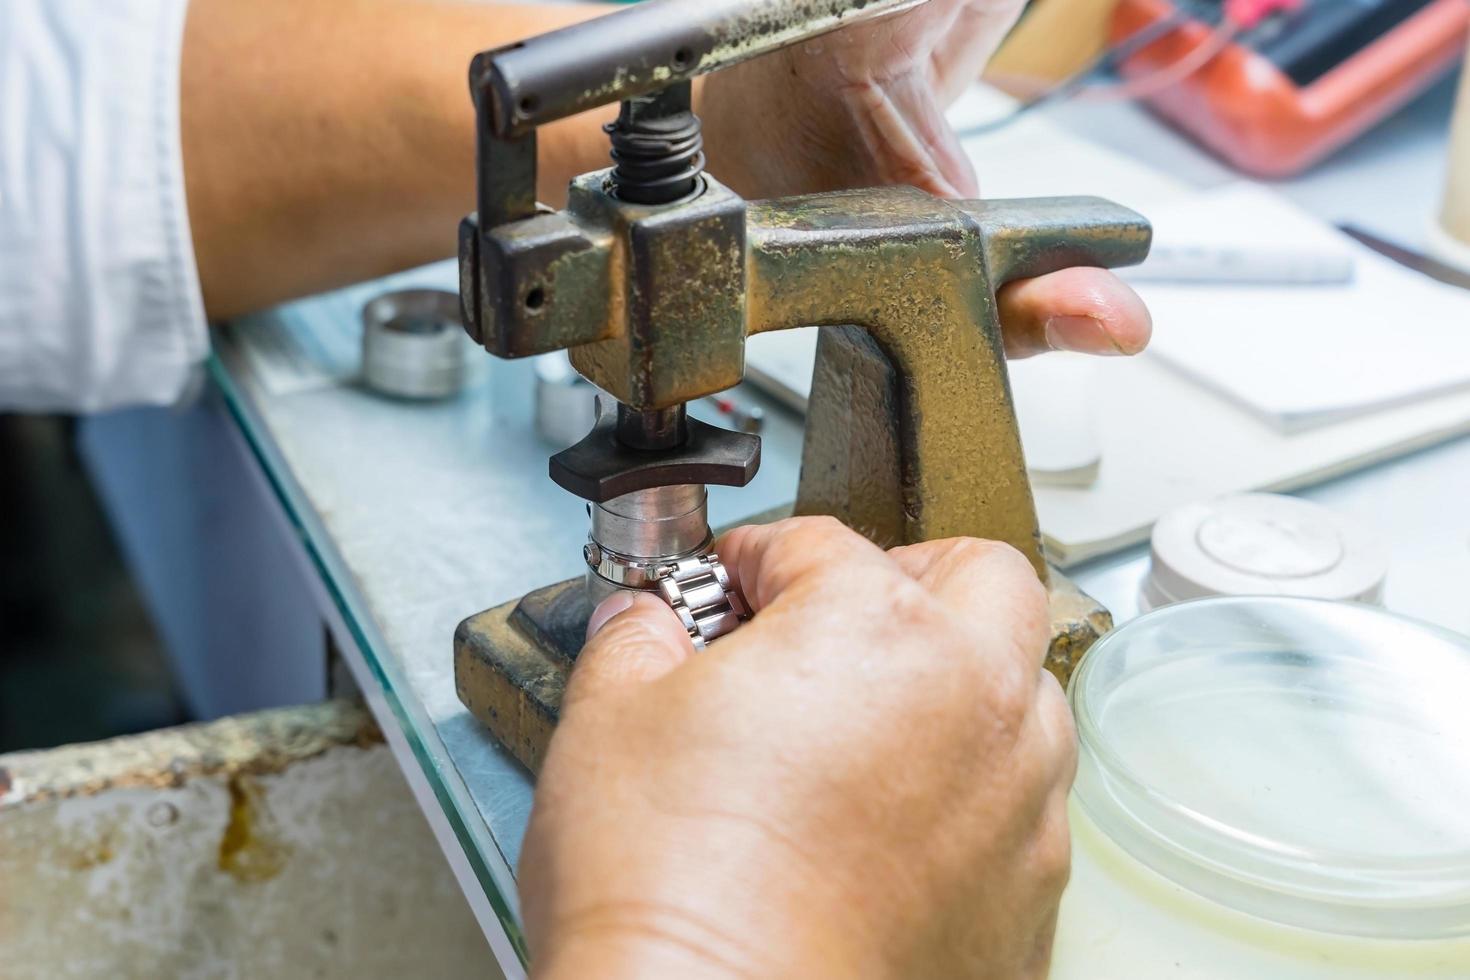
{"left": 562, "top": 591, "right": 695, "bottom": 712}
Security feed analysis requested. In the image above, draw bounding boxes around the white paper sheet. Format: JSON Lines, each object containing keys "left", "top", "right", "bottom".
{"left": 1141, "top": 184, "right": 1470, "bottom": 431}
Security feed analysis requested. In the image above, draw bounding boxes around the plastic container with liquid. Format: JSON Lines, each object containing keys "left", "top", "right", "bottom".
{"left": 1050, "top": 597, "right": 1470, "bottom": 978}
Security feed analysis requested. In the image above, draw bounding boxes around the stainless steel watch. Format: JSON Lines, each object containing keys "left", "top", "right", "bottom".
{"left": 654, "top": 553, "right": 749, "bottom": 650}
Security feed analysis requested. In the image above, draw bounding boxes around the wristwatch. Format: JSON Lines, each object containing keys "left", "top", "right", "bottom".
{"left": 654, "top": 553, "right": 749, "bottom": 650}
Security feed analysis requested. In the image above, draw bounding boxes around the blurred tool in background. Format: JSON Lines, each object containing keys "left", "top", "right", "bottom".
{"left": 1341, "top": 224, "right": 1470, "bottom": 289}
{"left": 978, "top": 0, "right": 1469, "bottom": 176}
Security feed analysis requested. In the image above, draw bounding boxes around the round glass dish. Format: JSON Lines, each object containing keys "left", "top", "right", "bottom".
{"left": 1068, "top": 596, "right": 1470, "bottom": 940}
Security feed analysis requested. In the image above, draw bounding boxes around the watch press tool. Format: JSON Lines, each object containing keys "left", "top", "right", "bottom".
{"left": 452, "top": 0, "right": 1153, "bottom": 772}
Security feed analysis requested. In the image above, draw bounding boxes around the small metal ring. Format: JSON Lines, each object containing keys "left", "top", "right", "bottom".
{"left": 361, "top": 289, "right": 466, "bottom": 400}
{"left": 584, "top": 535, "right": 712, "bottom": 590}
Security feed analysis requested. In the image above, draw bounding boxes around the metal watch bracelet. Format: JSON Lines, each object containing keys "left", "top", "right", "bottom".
{"left": 654, "top": 553, "right": 749, "bottom": 650}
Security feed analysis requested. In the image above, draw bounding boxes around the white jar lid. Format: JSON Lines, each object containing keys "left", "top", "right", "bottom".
{"left": 1142, "top": 493, "right": 1387, "bottom": 611}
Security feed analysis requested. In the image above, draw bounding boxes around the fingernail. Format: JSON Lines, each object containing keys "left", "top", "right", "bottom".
{"left": 586, "top": 590, "right": 637, "bottom": 641}
{"left": 1044, "top": 315, "right": 1125, "bottom": 355}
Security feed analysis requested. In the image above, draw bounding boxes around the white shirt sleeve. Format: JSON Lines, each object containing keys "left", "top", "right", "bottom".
{"left": 0, "top": 0, "right": 207, "bottom": 413}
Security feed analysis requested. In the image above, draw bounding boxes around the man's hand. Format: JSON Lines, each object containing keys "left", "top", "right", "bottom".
{"left": 520, "top": 517, "right": 1078, "bottom": 979}
{"left": 702, "top": 0, "right": 1151, "bottom": 359}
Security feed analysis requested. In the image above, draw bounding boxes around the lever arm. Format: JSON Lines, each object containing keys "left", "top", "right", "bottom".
{"left": 475, "top": 0, "right": 925, "bottom": 137}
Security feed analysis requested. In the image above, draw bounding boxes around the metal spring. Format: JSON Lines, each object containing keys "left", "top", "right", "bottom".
{"left": 605, "top": 108, "right": 705, "bottom": 205}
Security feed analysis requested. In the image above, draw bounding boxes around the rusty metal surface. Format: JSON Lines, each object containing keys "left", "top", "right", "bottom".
{"left": 473, "top": 0, "right": 923, "bottom": 137}
{"left": 794, "top": 325, "right": 905, "bottom": 546}
{"left": 467, "top": 171, "right": 1149, "bottom": 509}
{"left": 464, "top": 198, "right": 614, "bottom": 357}
{"left": 963, "top": 197, "right": 1153, "bottom": 286}
{"left": 1044, "top": 571, "right": 1114, "bottom": 686}
{"left": 454, "top": 582, "right": 588, "bottom": 774}
{"left": 564, "top": 174, "right": 750, "bottom": 407}
{"left": 752, "top": 187, "right": 1150, "bottom": 575}
{"left": 0, "top": 701, "right": 381, "bottom": 808}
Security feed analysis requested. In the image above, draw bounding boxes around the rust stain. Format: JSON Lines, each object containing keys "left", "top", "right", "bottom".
{"left": 217, "top": 774, "right": 291, "bottom": 884}
{"left": 66, "top": 830, "right": 116, "bottom": 871}
{"left": 0, "top": 701, "right": 382, "bottom": 807}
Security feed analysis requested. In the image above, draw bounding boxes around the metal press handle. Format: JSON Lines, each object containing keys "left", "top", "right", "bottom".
{"left": 474, "top": 0, "right": 926, "bottom": 137}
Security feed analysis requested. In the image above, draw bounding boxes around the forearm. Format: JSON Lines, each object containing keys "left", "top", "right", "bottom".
{"left": 180, "top": 0, "right": 609, "bottom": 319}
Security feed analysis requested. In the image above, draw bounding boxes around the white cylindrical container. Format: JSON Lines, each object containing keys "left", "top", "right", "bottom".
{"left": 1052, "top": 597, "right": 1470, "bottom": 978}
{"left": 1008, "top": 352, "right": 1101, "bottom": 487}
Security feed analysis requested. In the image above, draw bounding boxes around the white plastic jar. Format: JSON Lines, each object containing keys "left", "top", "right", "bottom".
{"left": 1051, "top": 597, "right": 1470, "bottom": 978}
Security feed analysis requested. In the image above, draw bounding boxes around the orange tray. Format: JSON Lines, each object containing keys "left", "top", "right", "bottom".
{"left": 1112, "top": 0, "right": 1470, "bottom": 176}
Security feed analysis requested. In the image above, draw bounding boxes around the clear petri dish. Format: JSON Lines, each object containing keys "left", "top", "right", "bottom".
{"left": 1069, "top": 596, "right": 1470, "bottom": 939}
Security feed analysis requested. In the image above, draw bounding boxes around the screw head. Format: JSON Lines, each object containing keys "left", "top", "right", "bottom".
{"left": 583, "top": 543, "right": 601, "bottom": 566}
